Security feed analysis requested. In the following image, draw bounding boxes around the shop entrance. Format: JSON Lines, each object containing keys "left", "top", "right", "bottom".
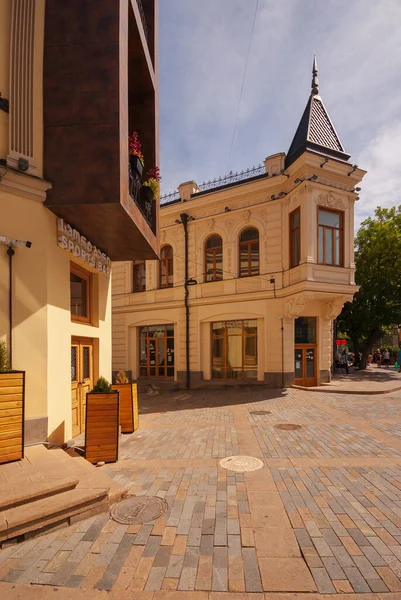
{"left": 294, "top": 317, "right": 317, "bottom": 387}
{"left": 71, "top": 337, "right": 94, "bottom": 437}
{"left": 139, "top": 325, "right": 174, "bottom": 378}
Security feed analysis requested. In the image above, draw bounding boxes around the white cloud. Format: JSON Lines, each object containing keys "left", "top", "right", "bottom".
{"left": 355, "top": 121, "right": 401, "bottom": 231}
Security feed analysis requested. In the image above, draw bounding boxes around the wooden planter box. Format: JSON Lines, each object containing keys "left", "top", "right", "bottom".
{"left": 0, "top": 371, "right": 25, "bottom": 465}
{"left": 85, "top": 391, "right": 119, "bottom": 464}
{"left": 112, "top": 383, "right": 138, "bottom": 434}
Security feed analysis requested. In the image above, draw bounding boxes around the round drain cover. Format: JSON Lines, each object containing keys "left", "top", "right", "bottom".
{"left": 250, "top": 410, "right": 271, "bottom": 415}
{"left": 220, "top": 455, "right": 264, "bottom": 472}
{"left": 274, "top": 423, "right": 301, "bottom": 431}
{"left": 111, "top": 496, "right": 168, "bottom": 524}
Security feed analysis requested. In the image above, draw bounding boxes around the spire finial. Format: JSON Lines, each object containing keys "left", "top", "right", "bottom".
{"left": 311, "top": 55, "right": 319, "bottom": 95}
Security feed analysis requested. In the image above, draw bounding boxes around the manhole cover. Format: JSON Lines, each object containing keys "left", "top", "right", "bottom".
{"left": 250, "top": 410, "right": 271, "bottom": 415}
{"left": 220, "top": 455, "right": 264, "bottom": 472}
{"left": 274, "top": 423, "right": 302, "bottom": 431}
{"left": 110, "top": 496, "right": 168, "bottom": 524}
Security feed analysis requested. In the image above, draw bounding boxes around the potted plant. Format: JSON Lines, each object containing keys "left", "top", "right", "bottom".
{"left": 112, "top": 370, "right": 139, "bottom": 434}
{"left": 128, "top": 131, "right": 144, "bottom": 178}
{"left": 0, "top": 340, "right": 25, "bottom": 464}
{"left": 85, "top": 376, "right": 120, "bottom": 464}
{"left": 142, "top": 166, "right": 161, "bottom": 201}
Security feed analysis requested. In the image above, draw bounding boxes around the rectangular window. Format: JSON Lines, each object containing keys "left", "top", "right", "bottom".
{"left": 70, "top": 263, "right": 91, "bottom": 323}
{"left": 290, "top": 208, "right": 300, "bottom": 268}
{"left": 318, "top": 208, "right": 343, "bottom": 266}
{"left": 133, "top": 261, "right": 146, "bottom": 292}
{"left": 211, "top": 319, "right": 257, "bottom": 380}
{"left": 295, "top": 317, "right": 316, "bottom": 344}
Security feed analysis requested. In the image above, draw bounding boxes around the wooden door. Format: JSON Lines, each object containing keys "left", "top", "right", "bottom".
{"left": 71, "top": 338, "right": 94, "bottom": 437}
{"left": 294, "top": 345, "right": 317, "bottom": 386}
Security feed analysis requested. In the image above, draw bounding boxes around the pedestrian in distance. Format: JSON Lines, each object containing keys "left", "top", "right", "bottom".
{"left": 398, "top": 347, "right": 401, "bottom": 373}
{"left": 383, "top": 349, "right": 390, "bottom": 368}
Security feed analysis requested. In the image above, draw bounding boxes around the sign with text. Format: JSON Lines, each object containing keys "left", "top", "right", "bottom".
{"left": 335, "top": 339, "right": 347, "bottom": 346}
{"left": 57, "top": 218, "right": 111, "bottom": 276}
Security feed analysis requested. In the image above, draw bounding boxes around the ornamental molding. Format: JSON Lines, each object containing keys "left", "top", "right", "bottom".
{"left": 316, "top": 191, "right": 347, "bottom": 210}
{"left": 244, "top": 209, "right": 251, "bottom": 222}
{"left": 284, "top": 292, "right": 315, "bottom": 319}
{"left": 161, "top": 230, "right": 166, "bottom": 242}
{"left": 324, "top": 295, "right": 354, "bottom": 321}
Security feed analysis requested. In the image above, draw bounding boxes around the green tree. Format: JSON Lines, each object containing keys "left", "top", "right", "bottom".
{"left": 337, "top": 206, "right": 401, "bottom": 369}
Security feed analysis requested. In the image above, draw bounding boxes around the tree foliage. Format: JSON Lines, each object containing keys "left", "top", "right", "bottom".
{"left": 337, "top": 206, "right": 401, "bottom": 368}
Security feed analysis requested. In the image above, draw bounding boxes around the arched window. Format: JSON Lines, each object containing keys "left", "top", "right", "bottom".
{"left": 159, "top": 245, "right": 173, "bottom": 288}
{"left": 239, "top": 228, "right": 259, "bottom": 277}
{"left": 205, "top": 234, "right": 223, "bottom": 282}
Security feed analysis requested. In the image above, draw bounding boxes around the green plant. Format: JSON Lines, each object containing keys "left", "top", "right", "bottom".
{"left": 143, "top": 177, "right": 159, "bottom": 197}
{"left": 0, "top": 340, "right": 11, "bottom": 372}
{"left": 92, "top": 376, "right": 112, "bottom": 393}
{"left": 116, "top": 370, "right": 129, "bottom": 384}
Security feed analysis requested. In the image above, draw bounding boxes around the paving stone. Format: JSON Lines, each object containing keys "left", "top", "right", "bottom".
{"left": 361, "top": 544, "right": 388, "bottom": 566}
{"left": 312, "top": 537, "right": 334, "bottom": 557}
{"left": 178, "top": 566, "right": 197, "bottom": 590}
{"left": 258, "top": 557, "right": 317, "bottom": 592}
{"left": 212, "top": 547, "right": 228, "bottom": 591}
{"left": 145, "top": 566, "right": 167, "bottom": 590}
{"left": 242, "top": 547, "right": 263, "bottom": 592}
{"left": 254, "top": 528, "right": 300, "bottom": 558}
{"left": 143, "top": 535, "right": 162, "bottom": 558}
{"left": 321, "top": 556, "right": 346, "bottom": 579}
{"left": 366, "top": 577, "right": 389, "bottom": 592}
{"left": 165, "top": 554, "right": 184, "bottom": 579}
{"left": 343, "top": 566, "right": 371, "bottom": 592}
{"left": 376, "top": 565, "right": 401, "bottom": 591}
{"left": 310, "top": 567, "right": 337, "bottom": 593}
{"left": 353, "top": 554, "right": 381, "bottom": 580}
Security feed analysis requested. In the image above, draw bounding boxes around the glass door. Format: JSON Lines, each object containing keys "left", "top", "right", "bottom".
{"left": 294, "top": 345, "right": 317, "bottom": 386}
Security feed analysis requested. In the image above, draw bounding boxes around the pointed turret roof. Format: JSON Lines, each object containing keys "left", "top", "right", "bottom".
{"left": 286, "top": 57, "right": 350, "bottom": 167}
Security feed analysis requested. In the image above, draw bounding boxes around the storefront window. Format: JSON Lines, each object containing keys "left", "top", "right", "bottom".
{"left": 295, "top": 317, "right": 316, "bottom": 344}
{"left": 139, "top": 325, "right": 174, "bottom": 378}
{"left": 70, "top": 264, "right": 91, "bottom": 323}
{"left": 212, "top": 319, "right": 257, "bottom": 379}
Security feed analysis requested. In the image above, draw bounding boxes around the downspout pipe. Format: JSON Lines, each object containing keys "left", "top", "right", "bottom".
{"left": 281, "top": 317, "right": 284, "bottom": 388}
{"left": 180, "top": 213, "right": 190, "bottom": 389}
{"left": 7, "top": 245, "right": 15, "bottom": 368}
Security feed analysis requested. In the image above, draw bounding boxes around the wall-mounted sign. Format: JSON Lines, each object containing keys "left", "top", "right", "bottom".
{"left": 57, "top": 218, "right": 111, "bottom": 276}
{"left": 335, "top": 339, "right": 347, "bottom": 345}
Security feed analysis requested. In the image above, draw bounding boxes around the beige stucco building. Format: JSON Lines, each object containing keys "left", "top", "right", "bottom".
{"left": 0, "top": 0, "right": 158, "bottom": 447}
{"left": 113, "top": 60, "right": 365, "bottom": 389}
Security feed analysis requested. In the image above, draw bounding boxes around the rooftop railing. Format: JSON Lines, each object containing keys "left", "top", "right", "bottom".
{"left": 160, "top": 164, "right": 266, "bottom": 206}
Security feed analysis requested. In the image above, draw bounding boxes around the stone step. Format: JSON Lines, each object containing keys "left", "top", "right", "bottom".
{"left": 0, "top": 488, "right": 108, "bottom": 542}
{"left": 0, "top": 478, "right": 79, "bottom": 512}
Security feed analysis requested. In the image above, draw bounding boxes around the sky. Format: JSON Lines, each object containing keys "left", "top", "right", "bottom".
{"left": 158, "top": 0, "right": 401, "bottom": 231}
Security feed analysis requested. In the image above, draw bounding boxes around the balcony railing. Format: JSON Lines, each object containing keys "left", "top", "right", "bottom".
{"left": 129, "top": 157, "right": 154, "bottom": 228}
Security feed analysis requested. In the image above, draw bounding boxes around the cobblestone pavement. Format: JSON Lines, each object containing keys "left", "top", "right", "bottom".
{"left": 3, "top": 387, "right": 401, "bottom": 597}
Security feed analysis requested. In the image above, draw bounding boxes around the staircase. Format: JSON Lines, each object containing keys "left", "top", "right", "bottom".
{"left": 0, "top": 445, "right": 126, "bottom": 545}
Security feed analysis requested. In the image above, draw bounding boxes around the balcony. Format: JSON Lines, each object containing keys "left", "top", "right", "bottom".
{"left": 42, "top": 0, "right": 159, "bottom": 261}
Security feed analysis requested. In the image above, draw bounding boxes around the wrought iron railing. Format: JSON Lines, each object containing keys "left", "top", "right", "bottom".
{"left": 160, "top": 190, "right": 180, "bottom": 205}
{"left": 136, "top": 0, "right": 148, "bottom": 41}
{"left": 160, "top": 164, "right": 266, "bottom": 205}
{"left": 129, "top": 160, "right": 153, "bottom": 227}
{"left": 197, "top": 164, "right": 265, "bottom": 192}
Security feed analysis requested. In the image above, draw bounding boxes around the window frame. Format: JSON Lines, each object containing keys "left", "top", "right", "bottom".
{"left": 204, "top": 234, "right": 223, "bottom": 282}
{"left": 211, "top": 319, "right": 258, "bottom": 380}
{"left": 139, "top": 325, "right": 175, "bottom": 378}
{"left": 238, "top": 227, "right": 259, "bottom": 278}
{"left": 133, "top": 260, "right": 146, "bottom": 292}
{"left": 70, "top": 262, "right": 91, "bottom": 324}
{"left": 159, "top": 245, "right": 174, "bottom": 289}
{"left": 289, "top": 207, "right": 301, "bottom": 268}
{"left": 317, "top": 207, "right": 344, "bottom": 267}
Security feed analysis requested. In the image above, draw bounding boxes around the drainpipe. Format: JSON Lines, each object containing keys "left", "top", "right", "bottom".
{"left": 179, "top": 213, "right": 191, "bottom": 389}
{"left": 7, "top": 245, "right": 15, "bottom": 367}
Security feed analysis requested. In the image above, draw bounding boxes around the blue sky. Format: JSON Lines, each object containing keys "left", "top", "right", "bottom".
{"left": 158, "top": 0, "right": 401, "bottom": 230}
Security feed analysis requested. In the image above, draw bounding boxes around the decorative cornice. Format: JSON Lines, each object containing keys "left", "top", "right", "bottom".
{"left": 316, "top": 191, "right": 347, "bottom": 210}
{"left": 0, "top": 169, "right": 52, "bottom": 203}
{"left": 324, "top": 295, "right": 353, "bottom": 320}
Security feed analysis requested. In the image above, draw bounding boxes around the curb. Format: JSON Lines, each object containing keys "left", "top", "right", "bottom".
{"left": 292, "top": 384, "right": 401, "bottom": 395}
